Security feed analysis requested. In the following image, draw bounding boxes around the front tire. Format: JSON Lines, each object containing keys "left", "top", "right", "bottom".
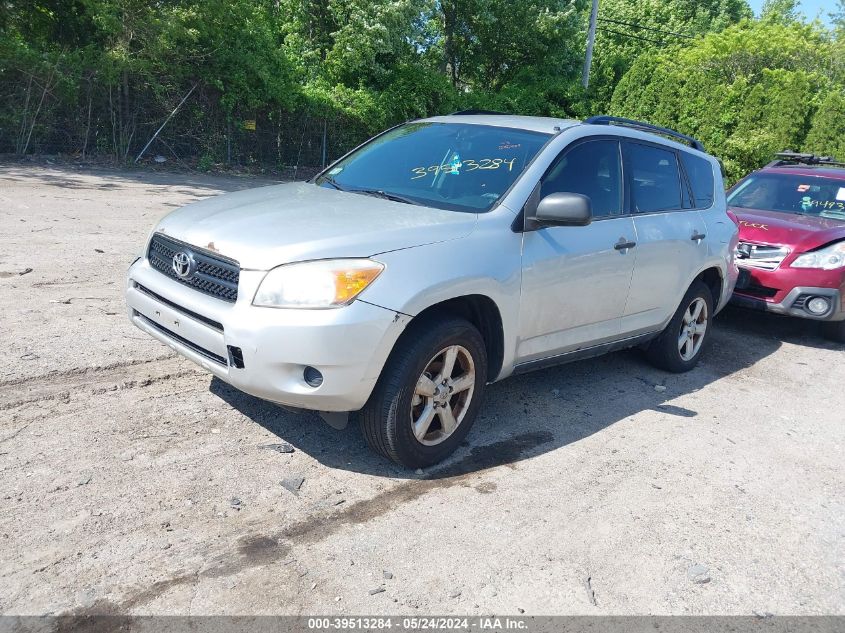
{"left": 360, "top": 316, "right": 487, "bottom": 468}
{"left": 645, "top": 280, "right": 714, "bottom": 373}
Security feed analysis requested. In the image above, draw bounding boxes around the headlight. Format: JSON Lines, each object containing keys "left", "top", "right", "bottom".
{"left": 791, "top": 242, "right": 845, "bottom": 270}
{"left": 253, "top": 259, "right": 384, "bottom": 308}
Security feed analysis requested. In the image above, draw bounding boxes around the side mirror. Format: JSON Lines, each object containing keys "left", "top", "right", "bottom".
{"left": 533, "top": 192, "right": 592, "bottom": 227}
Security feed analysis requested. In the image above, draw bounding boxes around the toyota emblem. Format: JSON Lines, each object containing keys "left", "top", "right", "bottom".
{"left": 171, "top": 251, "right": 195, "bottom": 278}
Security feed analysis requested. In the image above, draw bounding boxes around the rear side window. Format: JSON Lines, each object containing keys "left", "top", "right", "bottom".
{"left": 541, "top": 139, "right": 622, "bottom": 217}
{"left": 681, "top": 152, "right": 715, "bottom": 208}
{"left": 625, "top": 142, "right": 683, "bottom": 213}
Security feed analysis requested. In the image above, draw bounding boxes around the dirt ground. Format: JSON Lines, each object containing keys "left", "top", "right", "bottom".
{"left": 0, "top": 164, "right": 843, "bottom": 617}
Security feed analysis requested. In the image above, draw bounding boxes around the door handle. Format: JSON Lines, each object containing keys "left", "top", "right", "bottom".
{"left": 614, "top": 238, "right": 637, "bottom": 251}
{"left": 691, "top": 231, "right": 706, "bottom": 241}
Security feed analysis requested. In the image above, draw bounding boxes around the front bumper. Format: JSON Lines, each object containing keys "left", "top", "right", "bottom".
{"left": 125, "top": 258, "right": 410, "bottom": 411}
{"left": 732, "top": 281, "right": 845, "bottom": 321}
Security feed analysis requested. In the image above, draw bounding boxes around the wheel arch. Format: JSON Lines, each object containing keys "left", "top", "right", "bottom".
{"left": 695, "top": 266, "right": 724, "bottom": 309}
{"left": 401, "top": 294, "right": 506, "bottom": 383}
{"left": 660, "top": 264, "right": 727, "bottom": 335}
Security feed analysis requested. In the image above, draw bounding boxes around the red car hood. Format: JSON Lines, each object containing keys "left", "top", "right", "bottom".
{"left": 730, "top": 207, "right": 845, "bottom": 251}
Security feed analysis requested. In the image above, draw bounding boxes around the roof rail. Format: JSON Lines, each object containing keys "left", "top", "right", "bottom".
{"left": 584, "top": 115, "right": 705, "bottom": 152}
{"left": 449, "top": 109, "right": 508, "bottom": 116}
{"left": 766, "top": 151, "right": 845, "bottom": 168}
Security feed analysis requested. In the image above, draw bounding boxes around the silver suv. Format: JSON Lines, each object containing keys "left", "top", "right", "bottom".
{"left": 126, "top": 113, "right": 738, "bottom": 467}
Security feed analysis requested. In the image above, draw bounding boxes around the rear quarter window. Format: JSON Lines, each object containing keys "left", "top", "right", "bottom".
{"left": 681, "top": 153, "right": 715, "bottom": 208}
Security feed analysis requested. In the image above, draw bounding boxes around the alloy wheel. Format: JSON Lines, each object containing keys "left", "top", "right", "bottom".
{"left": 410, "top": 345, "right": 476, "bottom": 446}
{"left": 678, "top": 297, "right": 708, "bottom": 361}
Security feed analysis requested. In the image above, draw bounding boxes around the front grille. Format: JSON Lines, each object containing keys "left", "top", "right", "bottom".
{"left": 738, "top": 283, "right": 779, "bottom": 299}
{"left": 736, "top": 242, "right": 789, "bottom": 271}
{"left": 147, "top": 234, "right": 239, "bottom": 302}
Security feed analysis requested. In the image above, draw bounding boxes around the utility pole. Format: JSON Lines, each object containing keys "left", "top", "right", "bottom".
{"left": 321, "top": 119, "right": 328, "bottom": 168}
{"left": 582, "top": 0, "right": 600, "bottom": 89}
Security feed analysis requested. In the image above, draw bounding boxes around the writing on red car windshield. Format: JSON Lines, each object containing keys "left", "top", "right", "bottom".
{"left": 802, "top": 199, "right": 845, "bottom": 212}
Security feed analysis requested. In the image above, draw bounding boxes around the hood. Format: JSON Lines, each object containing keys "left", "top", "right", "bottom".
{"left": 730, "top": 207, "right": 845, "bottom": 252}
{"left": 154, "top": 182, "right": 477, "bottom": 270}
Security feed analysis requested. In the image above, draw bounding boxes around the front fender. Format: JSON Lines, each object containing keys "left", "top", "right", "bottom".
{"left": 359, "top": 222, "right": 523, "bottom": 380}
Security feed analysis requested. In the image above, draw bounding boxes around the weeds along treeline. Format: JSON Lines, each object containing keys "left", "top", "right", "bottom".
{"left": 0, "top": 0, "right": 842, "bottom": 176}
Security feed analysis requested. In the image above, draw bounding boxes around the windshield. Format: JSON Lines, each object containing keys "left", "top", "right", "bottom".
{"left": 728, "top": 172, "right": 845, "bottom": 221}
{"left": 315, "top": 122, "right": 551, "bottom": 213}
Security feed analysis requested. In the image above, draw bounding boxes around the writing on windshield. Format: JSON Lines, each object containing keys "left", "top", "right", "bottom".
{"left": 316, "top": 122, "right": 550, "bottom": 213}
{"left": 728, "top": 173, "right": 845, "bottom": 221}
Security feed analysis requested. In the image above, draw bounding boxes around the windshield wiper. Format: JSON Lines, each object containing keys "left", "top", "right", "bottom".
{"left": 350, "top": 189, "right": 417, "bottom": 205}
{"left": 320, "top": 175, "right": 346, "bottom": 191}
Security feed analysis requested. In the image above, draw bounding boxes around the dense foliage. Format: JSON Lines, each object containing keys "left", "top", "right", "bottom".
{"left": 579, "top": 0, "right": 752, "bottom": 115}
{"left": 0, "top": 0, "right": 843, "bottom": 177}
{"left": 610, "top": 13, "right": 845, "bottom": 182}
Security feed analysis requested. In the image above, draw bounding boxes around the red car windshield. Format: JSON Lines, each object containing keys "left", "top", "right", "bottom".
{"left": 728, "top": 172, "right": 845, "bottom": 221}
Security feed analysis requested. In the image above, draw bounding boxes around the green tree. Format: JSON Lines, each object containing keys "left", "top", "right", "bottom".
{"left": 280, "top": 0, "right": 423, "bottom": 88}
{"left": 610, "top": 19, "right": 834, "bottom": 181}
{"left": 426, "top": 0, "right": 583, "bottom": 93}
{"left": 830, "top": 0, "right": 845, "bottom": 37}
{"left": 323, "top": 0, "right": 421, "bottom": 87}
{"left": 581, "top": 0, "right": 752, "bottom": 114}
{"left": 804, "top": 91, "right": 845, "bottom": 160}
{"left": 726, "top": 69, "right": 817, "bottom": 171}
{"left": 760, "top": 0, "right": 800, "bottom": 24}
{"left": 1, "top": 0, "right": 840, "bottom": 171}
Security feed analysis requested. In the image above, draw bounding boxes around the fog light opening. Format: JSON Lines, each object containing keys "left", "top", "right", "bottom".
{"left": 303, "top": 366, "right": 324, "bottom": 388}
{"left": 227, "top": 346, "right": 245, "bottom": 369}
{"left": 806, "top": 296, "right": 830, "bottom": 316}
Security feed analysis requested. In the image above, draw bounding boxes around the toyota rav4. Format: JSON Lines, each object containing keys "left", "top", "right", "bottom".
{"left": 126, "top": 114, "right": 738, "bottom": 467}
{"left": 729, "top": 152, "right": 845, "bottom": 342}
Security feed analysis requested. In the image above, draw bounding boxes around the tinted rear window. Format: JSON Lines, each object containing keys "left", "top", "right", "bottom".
{"left": 681, "top": 153, "right": 715, "bottom": 208}
{"left": 626, "top": 143, "right": 683, "bottom": 213}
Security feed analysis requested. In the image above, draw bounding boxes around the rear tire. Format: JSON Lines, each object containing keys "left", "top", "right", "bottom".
{"left": 821, "top": 319, "right": 845, "bottom": 344}
{"left": 645, "top": 280, "right": 714, "bottom": 373}
{"left": 360, "top": 316, "right": 487, "bottom": 468}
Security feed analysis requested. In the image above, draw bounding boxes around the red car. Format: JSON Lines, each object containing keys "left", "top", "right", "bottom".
{"left": 728, "top": 152, "right": 845, "bottom": 343}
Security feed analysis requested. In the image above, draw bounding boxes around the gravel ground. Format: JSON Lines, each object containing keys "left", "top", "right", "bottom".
{"left": 0, "top": 164, "right": 843, "bottom": 616}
